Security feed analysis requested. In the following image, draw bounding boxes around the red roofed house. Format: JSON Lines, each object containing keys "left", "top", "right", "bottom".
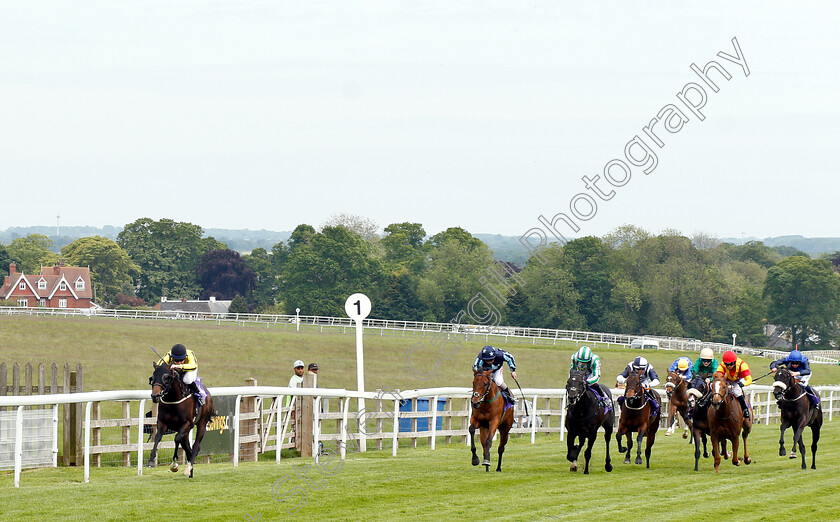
{"left": 2, "top": 262, "right": 94, "bottom": 309}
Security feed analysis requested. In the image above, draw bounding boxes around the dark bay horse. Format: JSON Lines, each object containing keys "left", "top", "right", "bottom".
{"left": 616, "top": 370, "right": 660, "bottom": 468}
{"left": 773, "top": 368, "right": 822, "bottom": 469}
{"left": 707, "top": 373, "right": 751, "bottom": 473}
{"left": 665, "top": 371, "right": 692, "bottom": 439}
{"left": 148, "top": 363, "right": 214, "bottom": 478}
{"left": 469, "top": 369, "right": 514, "bottom": 472}
{"left": 564, "top": 370, "right": 614, "bottom": 474}
{"left": 687, "top": 375, "right": 721, "bottom": 471}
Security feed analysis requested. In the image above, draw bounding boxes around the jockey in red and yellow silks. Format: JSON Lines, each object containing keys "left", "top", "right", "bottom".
{"left": 716, "top": 350, "right": 751, "bottom": 418}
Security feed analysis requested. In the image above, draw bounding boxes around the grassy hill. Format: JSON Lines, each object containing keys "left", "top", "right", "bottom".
{"left": 2, "top": 315, "right": 840, "bottom": 392}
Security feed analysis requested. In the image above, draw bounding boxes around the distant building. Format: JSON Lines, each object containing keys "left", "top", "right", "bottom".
{"left": 159, "top": 295, "right": 232, "bottom": 316}
{"left": 2, "top": 262, "right": 94, "bottom": 308}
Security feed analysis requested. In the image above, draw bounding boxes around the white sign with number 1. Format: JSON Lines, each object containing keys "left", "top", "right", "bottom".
{"left": 345, "top": 293, "right": 371, "bottom": 451}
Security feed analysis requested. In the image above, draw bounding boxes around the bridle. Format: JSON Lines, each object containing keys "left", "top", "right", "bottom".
{"left": 623, "top": 372, "right": 648, "bottom": 410}
{"left": 150, "top": 366, "right": 190, "bottom": 405}
{"left": 773, "top": 368, "right": 807, "bottom": 403}
{"left": 665, "top": 372, "right": 685, "bottom": 399}
{"left": 472, "top": 372, "right": 499, "bottom": 407}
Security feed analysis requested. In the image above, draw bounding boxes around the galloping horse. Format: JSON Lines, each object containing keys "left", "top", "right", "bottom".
{"left": 664, "top": 371, "right": 692, "bottom": 439}
{"left": 773, "top": 367, "right": 822, "bottom": 469}
{"left": 564, "top": 370, "right": 614, "bottom": 474}
{"left": 707, "top": 373, "right": 751, "bottom": 473}
{"left": 469, "top": 369, "right": 514, "bottom": 472}
{"left": 148, "top": 363, "right": 214, "bottom": 478}
{"left": 616, "top": 370, "right": 660, "bottom": 468}
{"left": 686, "top": 375, "right": 729, "bottom": 471}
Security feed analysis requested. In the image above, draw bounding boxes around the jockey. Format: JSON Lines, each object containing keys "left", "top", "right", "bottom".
{"left": 569, "top": 346, "right": 610, "bottom": 406}
{"left": 161, "top": 343, "right": 206, "bottom": 406}
{"left": 692, "top": 348, "right": 719, "bottom": 382}
{"left": 669, "top": 357, "right": 693, "bottom": 380}
{"left": 770, "top": 350, "right": 816, "bottom": 397}
{"left": 616, "top": 356, "right": 660, "bottom": 404}
{"left": 473, "top": 345, "right": 517, "bottom": 404}
{"left": 717, "top": 350, "right": 752, "bottom": 419}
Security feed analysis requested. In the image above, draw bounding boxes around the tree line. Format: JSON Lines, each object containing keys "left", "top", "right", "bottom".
{"left": 2, "top": 219, "right": 839, "bottom": 348}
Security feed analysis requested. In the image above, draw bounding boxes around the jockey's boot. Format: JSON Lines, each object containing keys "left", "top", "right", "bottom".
{"left": 500, "top": 384, "right": 516, "bottom": 405}
{"left": 737, "top": 395, "right": 750, "bottom": 418}
{"left": 189, "top": 382, "right": 205, "bottom": 407}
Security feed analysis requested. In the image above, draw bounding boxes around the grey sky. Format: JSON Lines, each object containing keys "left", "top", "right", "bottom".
{"left": 1, "top": 1, "right": 837, "bottom": 239}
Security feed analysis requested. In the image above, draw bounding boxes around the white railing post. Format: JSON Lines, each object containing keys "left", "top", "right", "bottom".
{"left": 137, "top": 398, "right": 146, "bottom": 475}
{"left": 274, "top": 395, "right": 282, "bottom": 463}
{"left": 430, "top": 395, "right": 439, "bottom": 450}
{"left": 52, "top": 404, "right": 59, "bottom": 467}
{"left": 392, "top": 398, "right": 399, "bottom": 457}
{"left": 530, "top": 395, "right": 539, "bottom": 444}
{"left": 765, "top": 390, "right": 771, "bottom": 425}
{"left": 559, "top": 393, "right": 567, "bottom": 442}
{"left": 14, "top": 405, "right": 23, "bottom": 487}
{"left": 84, "top": 401, "right": 92, "bottom": 483}
{"left": 341, "top": 397, "right": 351, "bottom": 460}
{"left": 233, "top": 395, "right": 242, "bottom": 466}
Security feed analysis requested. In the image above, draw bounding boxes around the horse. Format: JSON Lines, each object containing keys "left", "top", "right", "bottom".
{"left": 686, "top": 375, "right": 729, "bottom": 471}
{"left": 615, "top": 370, "right": 660, "bottom": 468}
{"left": 564, "top": 370, "right": 614, "bottom": 474}
{"left": 664, "top": 371, "right": 692, "bottom": 439}
{"left": 707, "top": 373, "right": 751, "bottom": 473}
{"left": 469, "top": 369, "right": 515, "bottom": 472}
{"left": 147, "top": 363, "right": 215, "bottom": 478}
{"left": 772, "top": 367, "right": 822, "bottom": 469}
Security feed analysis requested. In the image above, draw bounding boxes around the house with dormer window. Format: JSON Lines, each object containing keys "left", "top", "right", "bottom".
{"left": 2, "top": 262, "right": 94, "bottom": 308}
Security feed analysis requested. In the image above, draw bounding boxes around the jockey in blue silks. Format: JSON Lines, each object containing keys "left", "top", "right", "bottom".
{"left": 473, "top": 345, "right": 517, "bottom": 404}
{"left": 669, "top": 357, "right": 694, "bottom": 381}
{"left": 770, "top": 350, "right": 818, "bottom": 406}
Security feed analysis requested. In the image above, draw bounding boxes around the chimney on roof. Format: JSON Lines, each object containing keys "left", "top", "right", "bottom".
{"left": 9, "top": 262, "right": 16, "bottom": 275}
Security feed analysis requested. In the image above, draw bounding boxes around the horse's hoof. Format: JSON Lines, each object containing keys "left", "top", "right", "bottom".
{"left": 789, "top": 452, "right": 797, "bottom": 459}
{"left": 724, "top": 452, "right": 732, "bottom": 460}
{"left": 682, "top": 432, "right": 689, "bottom": 439}
{"left": 779, "top": 448, "right": 786, "bottom": 457}
{"left": 744, "top": 456, "right": 751, "bottom": 465}
{"left": 634, "top": 457, "right": 642, "bottom": 465}
{"left": 472, "top": 455, "right": 479, "bottom": 466}
{"left": 170, "top": 462, "right": 179, "bottom": 473}
{"left": 482, "top": 459, "right": 491, "bottom": 467}
{"left": 583, "top": 469, "right": 589, "bottom": 475}
{"left": 145, "top": 461, "right": 155, "bottom": 468}
{"left": 665, "top": 429, "right": 673, "bottom": 436}
{"left": 703, "top": 452, "right": 709, "bottom": 459}
{"left": 496, "top": 468, "right": 501, "bottom": 472}
{"left": 484, "top": 465, "right": 489, "bottom": 472}
{"left": 733, "top": 459, "right": 741, "bottom": 466}
{"left": 570, "top": 462, "right": 577, "bottom": 472}
{"left": 605, "top": 463, "right": 613, "bottom": 472}
{"left": 623, "top": 458, "right": 630, "bottom": 464}
{"left": 183, "top": 463, "right": 192, "bottom": 477}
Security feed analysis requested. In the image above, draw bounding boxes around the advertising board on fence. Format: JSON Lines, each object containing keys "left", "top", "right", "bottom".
{"left": 201, "top": 395, "right": 235, "bottom": 455}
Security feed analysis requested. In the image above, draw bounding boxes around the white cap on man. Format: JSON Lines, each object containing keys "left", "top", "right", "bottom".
{"left": 294, "top": 360, "right": 304, "bottom": 368}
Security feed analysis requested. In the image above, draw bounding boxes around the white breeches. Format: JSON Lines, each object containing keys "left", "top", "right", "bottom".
{"left": 491, "top": 368, "right": 506, "bottom": 388}
{"left": 797, "top": 374, "right": 811, "bottom": 386}
{"left": 181, "top": 370, "right": 197, "bottom": 385}
{"left": 731, "top": 382, "right": 744, "bottom": 398}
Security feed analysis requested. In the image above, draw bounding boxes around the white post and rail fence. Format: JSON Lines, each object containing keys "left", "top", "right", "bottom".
{"left": 3, "top": 383, "right": 840, "bottom": 487}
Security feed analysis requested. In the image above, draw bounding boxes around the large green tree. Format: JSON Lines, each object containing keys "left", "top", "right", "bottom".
{"left": 764, "top": 256, "right": 840, "bottom": 348}
{"left": 61, "top": 236, "right": 141, "bottom": 306}
{"left": 509, "top": 244, "right": 585, "bottom": 329}
{"left": 281, "top": 226, "right": 383, "bottom": 316}
{"left": 7, "top": 234, "right": 59, "bottom": 274}
{"left": 117, "top": 218, "right": 224, "bottom": 303}
{"left": 242, "top": 247, "right": 279, "bottom": 312}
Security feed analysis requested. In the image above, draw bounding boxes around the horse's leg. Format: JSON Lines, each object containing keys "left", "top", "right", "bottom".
{"left": 170, "top": 437, "right": 180, "bottom": 473}
{"left": 710, "top": 432, "right": 721, "bottom": 473}
{"left": 496, "top": 420, "right": 510, "bottom": 472}
{"left": 582, "top": 432, "right": 597, "bottom": 475}
{"left": 793, "top": 417, "right": 808, "bottom": 469}
{"left": 810, "top": 414, "right": 822, "bottom": 470}
{"left": 644, "top": 423, "right": 657, "bottom": 469}
{"left": 778, "top": 418, "right": 789, "bottom": 457}
{"left": 681, "top": 407, "right": 692, "bottom": 439}
{"left": 567, "top": 431, "right": 580, "bottom": 471}
{"left": 634, "top": 428, "right": 644, "bottom": 465}
{"left": 666, "top": 403, "right": 676, "bottom": 435}
{"left": 187, "top": 412, "right": 210, "bottom": 478}
{"left": 146, "top": 420, "right": 166, "bottom": 468}
{"left": 469, "top": 420, "right": 480, "bottom": 466}
{"left": 692, "top": 428, "right": 702, "bottom": 471}
{"left": 480, "top": 425, "right": 492, "bottom": 471}
{"left": 603, "top": 421, "right": 613, "bottom": 473}
{"left": 731, "top": 430, "right": 741, "bottom": 466}
{"left": 175, "top": 424, "right": 194, "bottom": 477}
{"left": 701, "top": 432, "right": 709, "bottom": 458}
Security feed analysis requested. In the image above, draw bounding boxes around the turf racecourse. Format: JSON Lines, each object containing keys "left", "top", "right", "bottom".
{"left": 2, "top": 422, "right": 839, "bottom": 520}
{"left": 3, "top": 315, "right": 840, "bottom": 520}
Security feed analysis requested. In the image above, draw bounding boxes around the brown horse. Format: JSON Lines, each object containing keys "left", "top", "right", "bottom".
{"left": 148, "top": 363, "right": 215, "bottom": 478}
{"left": 564, "top": 370, "right": 614, "bottom": 474}
{"left": 616, "top": 370, "right": 660, "bottom": 468}
{"left": 469, "top": 369, "right": 514, "bottom": 472}
{"left": 707, "top": 373, "right": 751, "bottom": 473}
{"left": 773, "top": 367, "right": 822, "bottom": 469}
{"left": 665, "top": 371, "right": 692, "bottom": 439}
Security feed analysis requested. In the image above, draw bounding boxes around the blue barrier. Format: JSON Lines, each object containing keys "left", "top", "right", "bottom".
{"left": 398, "top": 397, "right": 448, "bottom": 432}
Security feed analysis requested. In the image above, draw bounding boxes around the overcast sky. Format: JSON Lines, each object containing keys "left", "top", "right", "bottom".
{"left": 1, "top": 1, "right": 837, "bottom": 240}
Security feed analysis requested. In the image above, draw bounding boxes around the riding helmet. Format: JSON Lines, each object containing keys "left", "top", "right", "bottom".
{"left": 699, "top": 347, "right": 714, "bottom": 360}
{"left": 575, "top": 346, "right": 592, "bottom": 363}
{"left": 480, "top": 346, "right": 497, "bottom": 361}
{"left": 632, "top": 356, "right": 648, "bottom": 370}
{"left": 722, "top": 350, "right": 737, "bottom": 364}
{"left": 677, "top": 358, "right": 690, "bottom": 371}
{"left": 788, "top": 350, "right": 804, "bottom": 363}
{"left": 171, "top": 344, "right": 187, "bottom": 360}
